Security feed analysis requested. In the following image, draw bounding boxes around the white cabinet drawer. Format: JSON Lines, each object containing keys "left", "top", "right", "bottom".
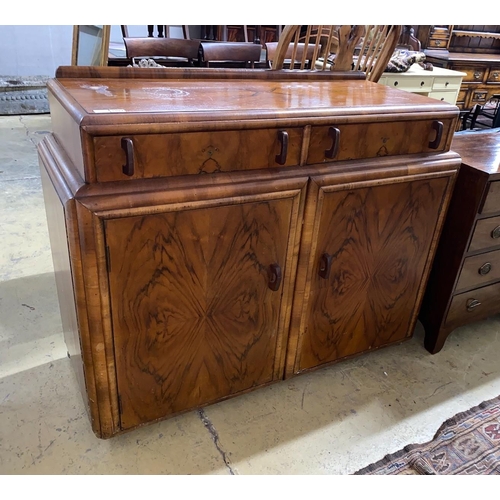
{"left": 384, "top": 75, "right": 433, "bottom": 92}
{"left": 433, "top": 76, "right": 462, "bottom": 90}
{"left": 428, "top": 90, "right": 459, "bottom": 104}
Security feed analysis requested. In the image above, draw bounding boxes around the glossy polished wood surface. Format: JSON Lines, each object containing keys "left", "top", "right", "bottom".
{"left": 49, "top": 77, "right": 458, "bottom": 125}
{"left": 451, "top": 130, "right": 500, "bottom": 176}
{"left": 107, "top": 195, "right": 301, "bottom": 429}
{"left": 298, "top": 176, "right": 450, "bottom": 371}
{"left": 40, "top": 68, "right": 460, "bottom": 437}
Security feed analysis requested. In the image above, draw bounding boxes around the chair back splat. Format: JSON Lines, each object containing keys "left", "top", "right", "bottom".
{"left": 269, "top": 25, "right": 402, "bottom": 82}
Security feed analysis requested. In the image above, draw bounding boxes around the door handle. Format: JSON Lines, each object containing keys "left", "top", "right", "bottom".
{"left": 319, "top": 253, "right": 333, "bottom": 279}
{"left": 268, "top": 263, "right": 282, "bottom": 291}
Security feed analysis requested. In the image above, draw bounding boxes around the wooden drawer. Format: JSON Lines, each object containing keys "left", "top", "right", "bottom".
{"left": 446, "top": 281, "right": 500, "bottom": 328}
{"left": 469, "top": 215, "right": 500, "bottom": 252}
{"left": 480, "top": 181, "right": 500, "bottom": 215}
{"left": 306, "top": 119, "right": 453, "bottom": 164}
{"left": 453, "top": 66, "right": 486, "bottom": 83}
{"left": 456, "top": 248, "right": 500, "bottom": 292}
{"left": 93, "top": 127, "right": 303, "bottom": 182}
{"left": 471, "top": 89, "right": 489, "bottom": 103}
{"left": 487, "top": 67, "right": 500, "bottom": 84}
{"left": 428, "top": 38, "right": 447, "bottom": 49}
{"left": 383, "top": 74, "right": 433, "bottom": 92}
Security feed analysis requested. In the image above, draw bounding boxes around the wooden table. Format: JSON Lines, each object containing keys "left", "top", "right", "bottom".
{"left": 39, "top": 66, "right": 460, "bottom": 438}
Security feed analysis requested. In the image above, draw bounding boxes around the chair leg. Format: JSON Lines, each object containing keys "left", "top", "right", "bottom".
{"left": 470, "top": 104, "right": 482, "bottom": 129}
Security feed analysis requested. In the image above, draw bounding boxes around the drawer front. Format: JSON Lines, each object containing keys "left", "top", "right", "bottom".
{"left": 453, "top": 66, "right": 486, "bottom": 83}
{"left": 480, "top": 181, "right": 500, "bottom": 215}
{"left": 428, "top": 90, "right": 459, "bottom": 104}
{"left": 456, "top": 248, "right": 500, "bottom": 292}
{"left": 469, "top": 215, "right": 500, "bottom": 252}
{"left": 428, "top": 38, "right": 447, "bottom": 49}
{"left": 471, "top": 89, "right": 489, "bottom": 104}
{"left": 383, "top": 74, "right": 433, "bottom": 92}
{"left": 487, "top": 67, "right": 500, "bottom": 84}
{"left": 306, "top": 119, "right": 453, "bottom": 164}
{"left": 446, "top": 281, "right": 500, "bottom": 328}
{"left": 433, "top": 76, "right": 462, "bottom": 91}
{"left": 94, "top": 128, "right": 303, "bottom": 182}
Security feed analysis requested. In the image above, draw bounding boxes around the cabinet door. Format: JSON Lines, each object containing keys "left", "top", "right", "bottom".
{"left": 105, "top": 194, "right": 302, "bottom": 430}
{"left": 289, "top": 173, "right": 451, "bottom": 374}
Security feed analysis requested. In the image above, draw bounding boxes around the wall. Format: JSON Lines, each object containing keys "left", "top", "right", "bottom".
{"left": 0, "top": 25, "right": 200, "bottom": 77}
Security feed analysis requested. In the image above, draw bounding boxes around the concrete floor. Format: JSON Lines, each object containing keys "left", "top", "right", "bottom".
{"left": 1, "top": 114, "right": 500, "bottom": 475}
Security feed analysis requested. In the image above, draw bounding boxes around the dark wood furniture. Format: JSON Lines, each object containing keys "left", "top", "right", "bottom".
{"left": 39, "top": 66, "right": 460, "bottom": 438}
{"left": 123, "top": 37, "right": 200, "bottom": 66}
{"left": 416, "top": 25, "right": 500, "bottom": 110}
{"left": 199, "top": 41, "right": 262, "bottom": 68}
{"left": 420, "top": 129, "right": 500, "bottom": 353}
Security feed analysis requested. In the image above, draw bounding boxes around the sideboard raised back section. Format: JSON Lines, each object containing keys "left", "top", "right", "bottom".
{"left": 39, "top": 67, "right": 461, "bottom": 438}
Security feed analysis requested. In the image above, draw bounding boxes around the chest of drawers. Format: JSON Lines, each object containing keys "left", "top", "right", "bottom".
{"left": 378, "top": 63, "right": 466, "bottom": 105}
{"left": 420, "top": 129, "right": 500, "bottom": 353}
{"left": 424, "top": 53, "right": 500, "bottom": 110}
{"left": 39, "top": 66, "right": 460, "bottom": 437}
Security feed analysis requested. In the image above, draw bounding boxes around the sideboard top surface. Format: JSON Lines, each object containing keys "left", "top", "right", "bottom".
{"left": 49, "top": 77, "right": 458, "bottom": 127}
{"left": 452, "top": 130, "right": 500, "bottom": 176}
{"left": 427, "top": 52, "right": 500, "bottom": 64}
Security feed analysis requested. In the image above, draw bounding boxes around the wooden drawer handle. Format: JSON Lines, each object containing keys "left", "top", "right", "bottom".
{"left": 491, "top": 226, "right": 500, "bottom": 239}
{"left": 466, "top": 299, "right": 481, "bottom": 311}
{"left": 428, "top": 121, "right": 443, "bottom": 149}
{"left": 275, "top": 130, "right": 288, "bottom": 165}
{"left": 325, "top": 127, "right": 340, "bottom": 159}
{"left": 319, "top": 252, "right": 333, "bottom": 279}
{"left": 121, "top": 137, "right": 135, "bottom": 176}
{"left": 479, "top": 262, "right": 492, "bottom": 275}
{"left": 268, "top": 263, "right": 282, "bottom": 291}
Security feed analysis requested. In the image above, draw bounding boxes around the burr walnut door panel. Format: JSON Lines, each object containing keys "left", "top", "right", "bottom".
{"left": 292, "top": 174, "right": 450, "bottom": 373}
{"left": 105, "top": 196, "right": 301, "bottom": 430}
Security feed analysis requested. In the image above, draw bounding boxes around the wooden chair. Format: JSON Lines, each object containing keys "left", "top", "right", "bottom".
{"left": 123, "top": 37, "right": 200, "bottom": 66}
{"left": 461, "top": 95, "right": 500, "bottom": 130}
{"left": 271, "top": 25, "right": 402, "bottom": 82}
{"left": 199, "top": 41, "right": 262, "bottom": 68}
{"left": 265, "top": 41, "right": 316, "bottom": 69}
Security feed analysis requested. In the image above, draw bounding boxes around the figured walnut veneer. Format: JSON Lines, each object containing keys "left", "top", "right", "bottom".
{"left": 39, "top": 67, "right": 460, "bottom": 437}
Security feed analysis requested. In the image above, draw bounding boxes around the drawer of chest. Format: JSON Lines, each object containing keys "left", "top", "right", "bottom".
{"left": 383, "top": 74, "right": 433, "bottom": 92}
{"left": 427, "top": 38, "right": 447, "bottom": 49}
{"left": 432, "top": 76, "right": 462, "bottom": 91}
{"left": 306, "top": 119, "right": 453, "bottom": 164}
{"left": 446, "top": 281, "right": 500, "bottom": 328}
{"left": 469, "top": 215, "right": 500, "bottom": 252}
{"left": 428, "top": 90, "right": 459, "bottom": 104}
{"left": 456, "top": 248, "right": 500, "bottom": 292}
{"left": 453, "top": 66, "right": 486, "bottom": 83}
{"left": 480, "top": 181, "right": 500, "bottom": 215}
{"left": 487, "top": 67, "right": 500, "bottom": 84}
{"left": 93, "top": 127, "right": 303, "bottom": 182}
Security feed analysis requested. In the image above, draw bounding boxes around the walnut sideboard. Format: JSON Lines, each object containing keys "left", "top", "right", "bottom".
{"left": 39, "top": 66, "right": 461, "bottom": 438}
{"left": 420, "top": 129, "right": 500, "bottom": 353}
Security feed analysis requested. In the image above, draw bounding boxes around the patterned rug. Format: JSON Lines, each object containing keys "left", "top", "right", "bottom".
{"left": 354, "top": 396, "right": 500, "bottom": 475}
